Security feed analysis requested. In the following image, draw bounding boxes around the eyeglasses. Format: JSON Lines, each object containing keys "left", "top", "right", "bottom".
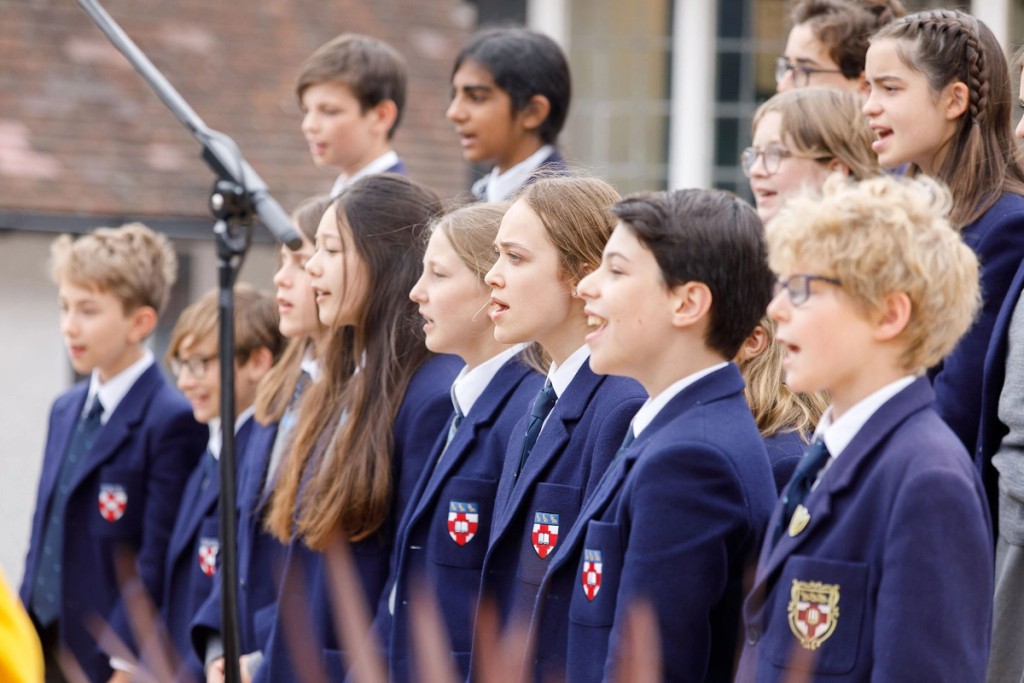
{"left": 773, "top": 274, "right": 841, "bottom": 306}
{"left": 775, "top": 57, "right": 845, "bottom": 88}
{"left": 740, "top": 146, "right": 833, "bottom": 178}
{"left": 170, "top": 355, "right": 218, "bottom": 379}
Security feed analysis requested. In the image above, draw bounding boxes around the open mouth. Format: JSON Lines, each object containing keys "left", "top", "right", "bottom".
{"left": 488, "top": 298, "right": 509, "bottom": 321}
{"left": 585, "top": 313, "right": 608, "bottom": 343}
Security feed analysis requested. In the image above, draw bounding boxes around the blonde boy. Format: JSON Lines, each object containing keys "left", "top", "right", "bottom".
{"left": 736, "top": 175, "right": 992, "bottom": 681}
{"left": 21, "top": 224, "right": 206, "bottom": 682}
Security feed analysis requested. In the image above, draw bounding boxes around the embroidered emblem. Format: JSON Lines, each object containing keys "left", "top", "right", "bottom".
{"left": 787, "top": 579, "right": 840, "bottom": 650}
{"left": 447, "top": 501, "right": 479, "bottom": 546}
{"left": 198, "top": 537, "right": 220, "bottom": 577}
{"left": 97, "top": 484, "right": 127, "bottom": 522}
{"left": 532, "top": 511, "right": 560, "bottom": 558}
{"left": 788, "top": 504, "right": 811, "bottom": 537}
{"left": 581, "top": 549, "right": 602, "bottom": 601}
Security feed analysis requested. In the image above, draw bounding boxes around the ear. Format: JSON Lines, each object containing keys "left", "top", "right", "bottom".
{"left": 873, "top": 291, "right": 912, "bottom": 342}
{"left": 239, "top": 347, "right": 275, "bottom": 383}
{"left": 943, "top": 82, "right": 970, "bottom": 122}
{"left": 735, "top": 324, "right": 770, "bottom": 363}
{"left": 369, "top": 99, "right": 399, "bottom": 136}
{"left": 669, "top": 281, "right": 713, "bottom": 330}
{"left": 519, "top": 94, "right": 552, "bottom": 133}
{"left": 128, "top": 306, "right": 157, "bottom": 343}
{"left": 827, "top": 158, "right": 852, "bottom": 176}
{"left": 855, "top": 73, "right": 870, "bottom": 96}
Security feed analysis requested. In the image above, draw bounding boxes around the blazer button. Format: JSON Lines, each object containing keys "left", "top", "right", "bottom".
{"left": 746, "top": 627, "right": 760, "bottom": 645}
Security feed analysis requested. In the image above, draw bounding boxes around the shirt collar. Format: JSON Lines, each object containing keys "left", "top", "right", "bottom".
{"left": 207, "top": 405, "right": 256, "bottom": 460}
{"left": 330, "top": 150, "right": 400, "bottom": 198}
{"left": 484, "top": 145, "right": 555, "bottom": 202}
{"left": 87, "top": 349, "right": 154, "bottom": 424}
{"left": 451, "top": 344, "right": 529, "bottom": 418}
{"left": 632, "top": 362, "right": 730, "bottom": 437}
{"left": 300, "top": 348, "right": 321, "bottom": 383}
{"left": 547, "top": 344, "right": 590, "bottom": 399}
{"left": 814, "top": 375, "right": 917, "bottom": 458}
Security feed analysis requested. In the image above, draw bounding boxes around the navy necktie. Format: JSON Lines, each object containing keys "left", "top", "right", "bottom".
{"left": 514, "top": 382, "right": 557, "bottom": 479}
{"left": 774, "top": 439, "right": 831, "bottom": 546}
{"left": 32, "top": 398, "right": 104, "bottom": 625}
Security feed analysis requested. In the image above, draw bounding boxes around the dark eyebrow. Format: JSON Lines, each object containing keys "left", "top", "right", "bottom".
{"left": 459, "top": 84, "right": 493, "bottom": 96}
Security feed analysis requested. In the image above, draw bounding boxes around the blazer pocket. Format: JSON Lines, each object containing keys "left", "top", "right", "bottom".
{"left": 90, "top": 467, "right": 144, "bottom": 540}
{"left": 765, "top": 555, "right": 868, "bottom": 676}
{"left": 516, "top": 482, "right": 582, "bottom": 585}
{"left": 429, "top": 477, "right": 497, "bottom": 569}
{"left": 568, "top": 520, "right": 623, "bottom": 628}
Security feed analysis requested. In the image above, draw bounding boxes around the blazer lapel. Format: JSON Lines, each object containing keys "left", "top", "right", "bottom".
{"left": 749, "top": 378, "right": 935, "bottom": 600}
{"left": 70, "top": 365, "right": 163, "bottom": 492}
{"left": 38, "top": 386, "right": 88, "bottom": 506}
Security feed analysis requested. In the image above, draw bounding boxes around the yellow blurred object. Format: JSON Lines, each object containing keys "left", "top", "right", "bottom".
{"left": 0, "top": 570, "right": 43, "bottom": 683}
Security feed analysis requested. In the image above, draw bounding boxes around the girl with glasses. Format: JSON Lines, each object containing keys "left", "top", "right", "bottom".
{"left": 777, "top": 0, "right": 906, "bottom": 93}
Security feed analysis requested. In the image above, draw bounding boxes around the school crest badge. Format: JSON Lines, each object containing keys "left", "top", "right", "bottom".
{"left": 581, "top": 549, "right": 602, "bottom": 601}
{"left": 447, "top": 501, "right": 479, "bottom": 546}
{"left": 198, "top": 537, "right": 219, "bottom": 577}
{"left": 787, "top": 579, "right": 840, "bottom": 650}
{"left": 97, "top": 484, "right": 127, "bottom": 522}
{"left": 532, "top": 511, "right": 560, "bottom": 558}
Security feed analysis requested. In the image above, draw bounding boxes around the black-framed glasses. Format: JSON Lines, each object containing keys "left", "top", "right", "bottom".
{"left": 775, "top": 57, "right": 845, "bottom": 88}
{"left": 170, "top": 355, "right": 218, "bottom": 379}
{"left": 773, "top": 274, "right": 841, "bottom": 306}
{"left": 740, "top": 146, "right": 833, "bottom": 178}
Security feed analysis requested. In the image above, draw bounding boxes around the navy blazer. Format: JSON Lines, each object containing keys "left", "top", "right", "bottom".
{"left": 977, "top": 249, "right": 1024, "bottom": 538}
{"left": 376, "top": 355, "right": 543, "bottom": 683}
{"left": 529, "top": 364, "right": 775, "bottom": 683}
{"left": 20, "top": 364, "right": 206, "bottom": 682}
{"left": 763, "top": 429, "right": 806, "bottom": 494}
{"left": 473, "top": 361, "right": 645, "bottom": 649}
{"left": 150, "top": 418, "right": 254, "bottom": 681}
{"left": 736, "top": 379, "right": 993, "bottom": 682}
{"left": 931, "top": 193, "right": 1024, "bottom": 455}
{"left": 471, "top": 148, "right": 568, "bottom": 201}
{"left": 190, "top": 420, "right": 288, "bottom": 663}
{"left": 252, "top": 354, "right": 461, "bottom": 683}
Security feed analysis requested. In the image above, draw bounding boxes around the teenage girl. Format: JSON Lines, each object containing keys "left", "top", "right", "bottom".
{"left": 194, "top": 196, "right": 330, "bottom": 682}
{"left": 743, "top": 87, "right": 875, "bottom": 489}
{"left": 252, "top": 174, "right": 460, "bottom": 682}
{"left": 865, "top": 9, "right": 1024, "bottom": 460}
{"left": 469, "top": 176, "right": 646, "bottom": 675}
{"left": 446, "top": 28, "right": 571, "bottom": 201}
{"left": 370, "top": 203, "right": 544, "bottom": 683}
{"left": 777, "top": 0, "right": 906, "bottom": 93}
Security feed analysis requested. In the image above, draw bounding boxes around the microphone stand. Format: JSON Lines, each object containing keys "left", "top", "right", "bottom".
{"left": 73, "top": 2, "right": 303, "bottom": 682}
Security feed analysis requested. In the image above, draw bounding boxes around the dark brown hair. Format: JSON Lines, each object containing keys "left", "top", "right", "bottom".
{"left": 266, "top": 174, "right": 442, "bottom": 548}
{"left": 792, "top": 0, "right": 906, "bottom": 78}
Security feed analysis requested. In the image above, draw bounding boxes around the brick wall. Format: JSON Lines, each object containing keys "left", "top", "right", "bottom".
{"left": 0, "top": 0, "right": 474, "bottom": 223}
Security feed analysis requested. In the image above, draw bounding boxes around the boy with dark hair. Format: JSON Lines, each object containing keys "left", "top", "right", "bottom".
{"left": 447, "top": 27, "right": 571, "bottom": 201}
{"left": 21, "top": 223, "right": 206, "bottom": 682}
{"left": 297, "top": 33, "right": 408, "bottom": 197}
{"left": 528, "top": 189, "right": 777, "bottom": 681}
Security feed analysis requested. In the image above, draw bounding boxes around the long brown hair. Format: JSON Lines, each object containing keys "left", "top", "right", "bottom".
{"left": 266, "top": 174, "right": 442, "bottom": 548}
{"left": 254, "top": 195, "right": 332, "bottom": 424}
{"left": 872, "top": 10, "right": 1024, "bottom": 227}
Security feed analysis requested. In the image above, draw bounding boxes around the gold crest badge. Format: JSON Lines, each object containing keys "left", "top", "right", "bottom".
{"left": 788, "top": 504, "right": 810, "bottom": 537}
{"left": 787, "top": 579, "right": 840, "bottom": 650}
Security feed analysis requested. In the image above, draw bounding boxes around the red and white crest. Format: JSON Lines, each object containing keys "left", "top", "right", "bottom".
{"left": 532, "top": 511, "right": 560, "bottom": 558}
{"left": 447, "top": 501, "right": 479, "bottom": 546}
{"left": 581, "top": 549, "right": 602, "bottom": 601}
{"left": 198, "top": 537, "right": 220, "bottom": 578}
{"left": 98, "top": 484, "right": 127, "bottom": 522}
{"left": 787, "top": 579, "right": 840, "bottom": 650}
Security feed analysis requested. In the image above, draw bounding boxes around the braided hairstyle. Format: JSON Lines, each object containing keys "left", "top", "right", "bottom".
{"left": 872, "top": 9, "right": 1024, "bottom": 227}
{"left": 791, "top": 0, "right": 906, "bottom": 79}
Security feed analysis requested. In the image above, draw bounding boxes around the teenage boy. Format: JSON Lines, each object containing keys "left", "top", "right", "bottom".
{"left": 297, "top": 33, "right": 409, "bottom": 197}
{"left": 107, "top": 285, "right": 283, "bottom": 682}
{"left": 736, "top": 175, "right": 992, "bottom": 682}
{"left": 446, "top": 27, "right": 571, "bottom": 201}
{"left": 20, "top": 224, "right": 206, "bottom": 682}
{"left": 528, "top": 189, "right": 777, "bottom": 682}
